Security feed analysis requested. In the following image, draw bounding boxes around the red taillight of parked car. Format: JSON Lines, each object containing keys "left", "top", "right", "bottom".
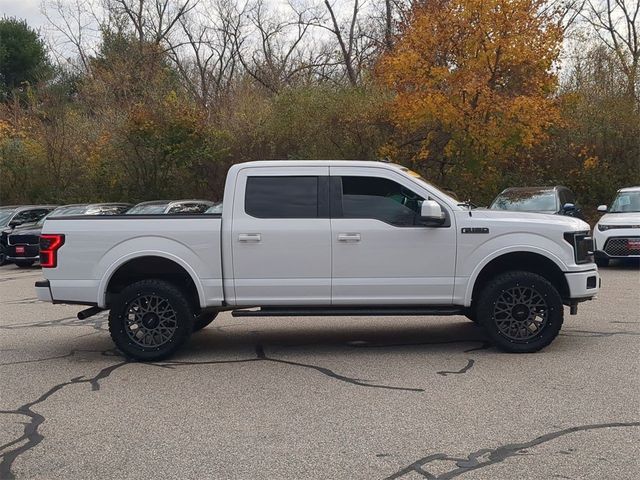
{"left": 40, "top": 234, "right": 65, "bottom": 268}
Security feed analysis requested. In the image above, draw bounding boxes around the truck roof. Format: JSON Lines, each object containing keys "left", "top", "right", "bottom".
{"left": 234, "top": 160, "right": 404, "bottom": 169}
{"left": 618, "top": 186, "right": 640, "bottom": 193}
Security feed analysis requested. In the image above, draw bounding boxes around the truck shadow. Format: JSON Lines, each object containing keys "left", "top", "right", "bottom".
{"left": 187, "top": 319, "right": 490, "bottom": 356}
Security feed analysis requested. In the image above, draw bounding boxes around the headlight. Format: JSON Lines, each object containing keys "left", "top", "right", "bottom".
{"left": 598, "top": 224, "right": 636, "bottom": 231}
{"left": 564, "top": 231, "right": 594, "bottom": 264}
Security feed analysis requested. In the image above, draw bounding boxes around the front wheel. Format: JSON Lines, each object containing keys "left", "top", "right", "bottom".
{"left": 595, "top": 257, "right": 609, "bottom": 267}
{"left": 108, "top": 279, "right": 194, "bottom": 361}
{"left": 476, "top": 271, "right": 564, "bottom": 353}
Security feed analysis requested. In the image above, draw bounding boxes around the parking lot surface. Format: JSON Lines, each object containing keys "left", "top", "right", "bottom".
{"left": 1, "top": 264, "right": 639, "bottom": 479}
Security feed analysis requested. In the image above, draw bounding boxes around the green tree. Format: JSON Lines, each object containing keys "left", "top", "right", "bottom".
{"left": 0, "top": 17, "right": 50, "bottom": 96}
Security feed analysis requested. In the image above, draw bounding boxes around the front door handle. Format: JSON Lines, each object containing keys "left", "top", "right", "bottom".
{"left": 238, "top": 233, "right": 261, "bottom": 242}
{"left": 337, "top": 233, "right": 361, "bottom": 242}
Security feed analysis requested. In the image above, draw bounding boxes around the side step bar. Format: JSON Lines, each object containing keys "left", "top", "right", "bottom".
{"left": 232, "top": 306, "right": 464, "bottom": 318}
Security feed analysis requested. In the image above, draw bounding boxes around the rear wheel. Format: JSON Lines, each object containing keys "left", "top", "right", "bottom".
{"left": 15, "top": 260, "right": 35, "bottom": 268}
{"left": 476, "top": 271, "right": 564, "bottom": 353}
{"left": 108, "top": 279, "right": 194, "bottom": 361}
{"left": 193, "top": 312, "right": 218, "bottom": 332}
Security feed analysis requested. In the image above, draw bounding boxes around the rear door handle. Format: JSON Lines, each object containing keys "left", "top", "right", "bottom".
{"left": 238, "top": 233, "right": 261, "bottom": 242}
{"left": 337, "top": 233, "right": 361, "bottom": 242}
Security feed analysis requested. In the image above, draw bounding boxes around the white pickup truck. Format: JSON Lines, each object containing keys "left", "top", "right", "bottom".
{"left": 35, "top": 161, "right": 599, "bottom": 360}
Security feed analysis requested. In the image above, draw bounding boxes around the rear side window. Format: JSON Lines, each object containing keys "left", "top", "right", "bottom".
{"left": 245, "top": 176, "right": 318, "bottom": 218}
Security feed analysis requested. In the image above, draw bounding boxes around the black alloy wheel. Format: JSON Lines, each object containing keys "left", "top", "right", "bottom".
{"left": 476, "top": 271, "right": 564, "bottom": 353}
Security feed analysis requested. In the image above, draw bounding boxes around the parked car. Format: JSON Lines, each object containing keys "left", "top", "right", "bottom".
{"left": 35, "top": 161, "right": 598, "bottom": 360}
{"left": 6, "top": 203, "right": 131, "bottom": 268}
{"left": 205, "top": 203, "right": 223, "bottom": 214}
{"left": 593, "top": 186, "right": 640, "bottom": 267}
{"left": 126, "top": 200, "right": 214, "bottom": 215}
{"left": 490, "top": 186, "right": 585, "bottom": 219}
{"left": 0, "top": 205, "right": 58, "bottom": 265}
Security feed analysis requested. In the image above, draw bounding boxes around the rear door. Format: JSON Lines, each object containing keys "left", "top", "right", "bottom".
{"left": 231, "top": 166, "right": 331, "bottom": 305}
{"left": 329, "top": 166, "right": 457, "bottom": 305}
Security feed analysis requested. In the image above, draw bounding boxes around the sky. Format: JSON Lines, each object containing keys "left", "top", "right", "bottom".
{"left": 1, "top": 0, "right": 48, "bottom": 29}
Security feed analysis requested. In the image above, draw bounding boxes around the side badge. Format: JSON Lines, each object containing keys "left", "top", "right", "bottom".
{"left": 461, "top": 227, "right": 489, "bottom": 234}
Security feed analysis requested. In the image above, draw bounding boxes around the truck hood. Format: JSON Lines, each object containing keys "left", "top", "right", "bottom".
{"left": 470, "top": 209, "right": 590, "bottom": 230}
{"left": 596, "top": 212, "right": 640, "bottom": 227}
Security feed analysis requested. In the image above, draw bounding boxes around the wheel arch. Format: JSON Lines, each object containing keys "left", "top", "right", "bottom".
{"left": 466, "top": 250, "right": 570, "bottom": 308}
{"left": 100, "top": 253, "right": 204, "bottom": 309}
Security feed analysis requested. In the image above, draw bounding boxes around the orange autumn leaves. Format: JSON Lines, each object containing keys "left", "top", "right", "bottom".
{"left": 377, "top": 0, "right": 563, "bottom": 180}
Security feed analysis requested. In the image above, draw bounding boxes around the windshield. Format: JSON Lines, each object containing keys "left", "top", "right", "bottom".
{"left": 396, "top": 167, "right": 461, "bottom": 205}
{"left": 127, "top": 203, "right": 168, "bottom": 214}
{"left": 609, "top": 191, "right": 640, "bottom": 213}
{"left": 206, "top": 203, "right": 223, "bottom": 214}
{"left": 0, "top": 209, "right": 16, "bottom": 226}
{"left": 491, "top": 190, "right": 557, "bottom": 212}
{"left": 52, "top": 205, "right": 89, "bottom": 216}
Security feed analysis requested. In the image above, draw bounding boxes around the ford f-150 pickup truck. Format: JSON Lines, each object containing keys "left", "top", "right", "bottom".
{"left": 35, "top": 161, "right": 599, "bottom": 360}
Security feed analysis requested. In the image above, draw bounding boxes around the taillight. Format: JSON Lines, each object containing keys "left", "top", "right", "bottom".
{"left": 40, "top": 234, "right": 65, "bottom": 268}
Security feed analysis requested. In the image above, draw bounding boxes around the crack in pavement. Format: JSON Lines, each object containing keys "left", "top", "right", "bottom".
{"left": 0, "top": 357, "right": 128, "bottom": 480}
{"left": 0, "top": 349, "right": 119, "bottom": 367}
{"left": 2, "top": 298, "right": 39, "bottom": 305}
{"left": 383, "top": 421, "right": 640, "bottom": 479}
{"left": 561, "top": 329, "right": 640, "bottom": 338}
{"left": 0, "top": 315, "right": 108, "bottom": 333}
{"left": 436, "top": 359, "right": 474, "bottom": 377}
{"left": 157, "top": 344, "right": 425, "bottom": 392}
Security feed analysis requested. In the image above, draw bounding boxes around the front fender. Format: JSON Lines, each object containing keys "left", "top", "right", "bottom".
{"left": 459, "top": 233, "right": 571, "bottom": 306}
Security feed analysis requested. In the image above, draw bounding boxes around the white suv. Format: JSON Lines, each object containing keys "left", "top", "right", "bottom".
{"left": 593, "top": 187, "right": 640, "bottom": 266}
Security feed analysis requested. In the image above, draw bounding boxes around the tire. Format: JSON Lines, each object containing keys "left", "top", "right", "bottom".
{"left": 193, "top": 312, "right": 218, "bottom": 332}
{"left": 595, "top": 257, "right": 609, "bottom": 268}
{"left": 15, "top": 260, "right": 35, "bottom": 268}
{"left": 464, "top": 307, "right": 479, "bottom": 324}
{"left": 476, "top": 271, "right": 564, "bottom": 353}
{"left": 108, "top": 279, "right": 194, "bottom": 361}
{"left": 0, "top": 247, "right": 7, "bottom": 266}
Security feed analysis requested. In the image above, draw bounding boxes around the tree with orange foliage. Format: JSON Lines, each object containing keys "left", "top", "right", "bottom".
{"left": 377, "top": 0, "right": 564, "bottom": 195}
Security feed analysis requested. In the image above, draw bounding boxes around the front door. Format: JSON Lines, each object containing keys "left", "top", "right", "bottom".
{"left": 330, "top": 166, "right": 457, "bottom": 305}
{"left": 231, "top": 166, "right": 331, "bottom": 305}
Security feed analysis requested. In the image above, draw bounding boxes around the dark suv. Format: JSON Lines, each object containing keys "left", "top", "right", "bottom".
{"left": 0, "top": 205, "right": 58, "bottom": 265}
{"left": 5, "top": 203, "right": 132, "bottom": 267}
{"left": 490, "top": 186, "right": 585, "bottom": 220}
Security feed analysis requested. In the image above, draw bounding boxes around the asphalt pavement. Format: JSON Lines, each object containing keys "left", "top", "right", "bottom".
{"left": 1, "top": 263, "right": 639, "bottom": 479}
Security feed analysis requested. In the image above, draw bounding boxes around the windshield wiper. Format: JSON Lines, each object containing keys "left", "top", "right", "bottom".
{"left": 457, "top": 199, "right": 477, "bottom": 209}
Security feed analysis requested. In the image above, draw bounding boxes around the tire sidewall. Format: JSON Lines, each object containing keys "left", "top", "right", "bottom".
{"left": 193, "top": 312, "right": 218, "bottom": 332}
{"left": 109, "top": 280, "right": 194, "bottom": 361}
{"left": 477, "top": 272, "right": 564, "bottom": 353}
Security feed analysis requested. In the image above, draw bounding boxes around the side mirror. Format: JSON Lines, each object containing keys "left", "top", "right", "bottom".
{"left": 8, "top": 220, "right": 20, "bottom": 228}
{"left": 597, "top": 205, "right": 607, "bottom": 213}
{"left": 562, "top": 203, "right": 576, "bottom": 213}
{"left": 419, "top": 200, "right": 445, "bottom": 225}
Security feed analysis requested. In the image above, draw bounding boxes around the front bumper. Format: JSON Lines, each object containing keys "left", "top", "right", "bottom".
{"left": 35, "top": 280, "right": 53, "bottom": 302}
{"left": 7, "top": 244, "right": 40, "bottom": 261}
{"left": 564, "top": 269, "right": 599, "bottom": 299}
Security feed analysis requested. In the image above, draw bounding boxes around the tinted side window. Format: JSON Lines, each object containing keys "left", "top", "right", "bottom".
{"left": 340, "top": 176, "right": 424, "bottom": 227}
{"left": 245, "top": 176, "right": 318, "bottom": 218}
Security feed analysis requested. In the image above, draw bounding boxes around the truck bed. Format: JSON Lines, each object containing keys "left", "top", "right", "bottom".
{"left": 41, "top": 215, "right": 223, "bottom": 308}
